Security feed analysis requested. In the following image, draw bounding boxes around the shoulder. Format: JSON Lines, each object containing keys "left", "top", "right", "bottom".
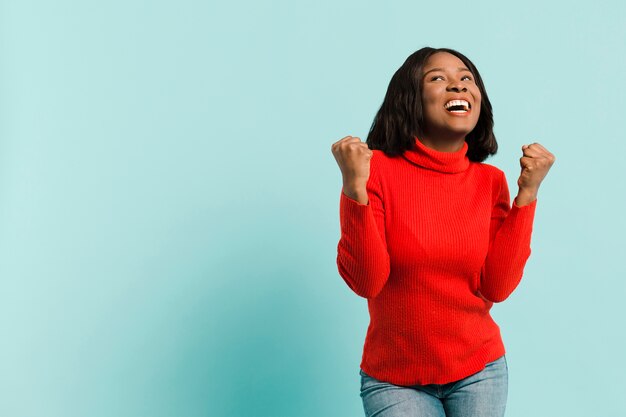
{"left": 370, "top": 149, "right": 393, "bottom": 162}
{"left": 471, "top": 161, "right": 506, "bottom": 181}
{"left": 362, "top": 150, "right": 405, "bottom": 192}
{"left": 470, "top": 161, "right": 509, "bottom": 198}
{"left": 368, "top": 149, "right": 406, "bottom": 181}
{"left": 370, "top": 149, "right": 402, "bottom": 170}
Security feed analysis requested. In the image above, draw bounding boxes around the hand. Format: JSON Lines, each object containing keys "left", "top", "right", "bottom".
{"left": 515, "top": 142, "right": 556, "bottom": 204}
{"left": 331, "top": 136, "right": 372, "bottom": 204}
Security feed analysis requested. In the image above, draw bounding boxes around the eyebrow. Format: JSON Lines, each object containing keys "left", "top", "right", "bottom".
{"left": 423, "top": 67, "right": 472, "bottom": 78}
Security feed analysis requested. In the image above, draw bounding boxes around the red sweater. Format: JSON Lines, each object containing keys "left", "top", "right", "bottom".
{"left": 337, "top": 136, "right": 537, "bottom": 386}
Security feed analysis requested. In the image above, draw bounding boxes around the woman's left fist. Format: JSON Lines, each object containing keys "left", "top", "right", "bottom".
{"left": 517, "top": 142, "right": 556, "bottom": 191}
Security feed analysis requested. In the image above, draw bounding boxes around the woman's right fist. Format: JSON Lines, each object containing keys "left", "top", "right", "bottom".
{"left": 331, "top": 136, "right": 372, "bottom": 204}
{"left": 331, "top": 136, "right": 373, "bottom": 186}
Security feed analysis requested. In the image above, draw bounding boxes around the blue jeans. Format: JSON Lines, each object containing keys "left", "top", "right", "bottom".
{"left": 359, "top": 355, "right": 508, "bottom": 417}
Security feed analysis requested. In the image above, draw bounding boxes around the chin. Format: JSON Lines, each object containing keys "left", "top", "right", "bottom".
{"left": 445, "top": 126, "right": 475, "bottom": 136}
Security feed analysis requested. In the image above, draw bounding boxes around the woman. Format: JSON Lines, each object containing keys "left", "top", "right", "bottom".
{"left": 331, "top": 47, "right": 555, "bottom": 417}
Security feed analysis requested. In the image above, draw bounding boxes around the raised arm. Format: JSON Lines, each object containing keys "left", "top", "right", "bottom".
{"left": 479, "top": 172, "right": 537, "bottom": 302}
{"left": 332, "top": 136, "right": 390, "bottom": 298}
{"left": 480, "top": 142, "right": 555, "bottom": 302}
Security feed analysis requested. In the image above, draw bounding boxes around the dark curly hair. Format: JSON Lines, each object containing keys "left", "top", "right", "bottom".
{"left": 366, "top": 47, "right": 497, "bottom": 162}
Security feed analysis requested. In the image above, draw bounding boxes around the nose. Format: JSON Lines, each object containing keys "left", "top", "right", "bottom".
{"left": 447, "top": 79, "right": 467, "bottom": 92}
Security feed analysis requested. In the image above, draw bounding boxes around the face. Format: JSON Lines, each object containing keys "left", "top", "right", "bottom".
{"left": 420, "top": 52, "right": 482, "bottom": 139}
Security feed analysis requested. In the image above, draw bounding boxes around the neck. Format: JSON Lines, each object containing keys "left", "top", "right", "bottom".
{"left": 419, "top": 131, "right": 467, "bottom": 153}
{"left": 403, "top": 135, "right": 470, "bottom": 174}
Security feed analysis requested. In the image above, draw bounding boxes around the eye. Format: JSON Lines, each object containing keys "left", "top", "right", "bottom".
{"left": 430, "top": 74, "right": 473, "bottom": 81}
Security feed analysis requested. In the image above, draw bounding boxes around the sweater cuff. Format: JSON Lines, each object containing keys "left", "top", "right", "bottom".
{"left": 340, "top": 188, "right": 369, "bottom": 206}
{"left": 509, "top": 197, "right": 537, "bottom": 230}
{"left": 340, "top": 189, "right": 373, "bottom": 230}
{"left": 512, "top": 197, "right": 537, "bottom": 210}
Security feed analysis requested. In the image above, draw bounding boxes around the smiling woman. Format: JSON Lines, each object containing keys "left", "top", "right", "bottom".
{"left": 330, "top": 47, "right": 555, "bottom": 417}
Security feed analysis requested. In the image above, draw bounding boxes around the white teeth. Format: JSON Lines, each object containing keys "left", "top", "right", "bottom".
{"left": 444, "top": 100, "right": 470, "bottom": 110}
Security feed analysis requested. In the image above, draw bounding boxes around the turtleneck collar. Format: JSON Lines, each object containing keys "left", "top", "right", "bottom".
{"left": 402, "top": 136, "right": 470, "bottom": 173}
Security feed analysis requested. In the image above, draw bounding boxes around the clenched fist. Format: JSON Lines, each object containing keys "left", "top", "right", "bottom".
{"left": 331, "top": 136, "right": 372, "bottom": 205}
{"left": 515, "top": 142, "right": 556, "bottom": 206}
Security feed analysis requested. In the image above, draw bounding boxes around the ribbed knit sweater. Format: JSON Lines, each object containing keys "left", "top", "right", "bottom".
{"left": 337, "top": 136, "right": 537, "bottom": 386}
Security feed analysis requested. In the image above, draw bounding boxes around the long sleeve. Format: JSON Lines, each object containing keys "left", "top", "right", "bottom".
{"left": 479, "top": 171, "right": 537, "bottom": 302}
{"left": 336, "top": 163, "right": 390, "bottom": 299}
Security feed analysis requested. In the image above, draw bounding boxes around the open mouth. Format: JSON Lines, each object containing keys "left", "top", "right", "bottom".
{"left": 444, "top": 99, "right": 471, "bottom": 114}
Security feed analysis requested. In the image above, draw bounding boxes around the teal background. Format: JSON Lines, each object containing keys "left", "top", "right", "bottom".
{"left": 1, "top": 0, "right": 624, "bottom": 416}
